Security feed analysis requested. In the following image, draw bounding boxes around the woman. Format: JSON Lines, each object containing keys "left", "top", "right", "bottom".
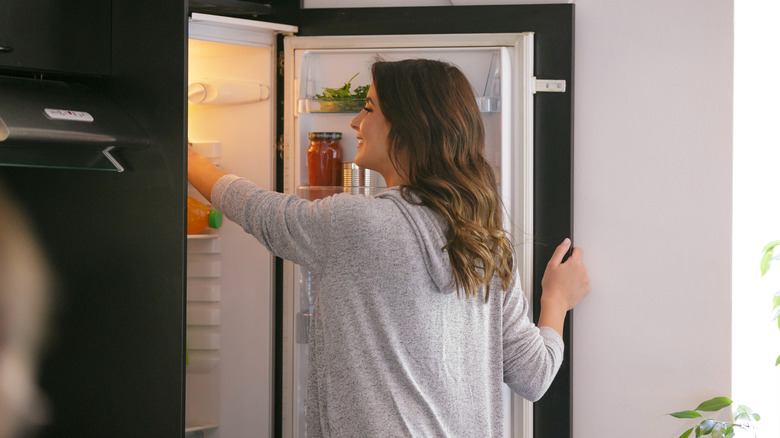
{"left": 188, "top": 59, "right": 589, "bottom": 437}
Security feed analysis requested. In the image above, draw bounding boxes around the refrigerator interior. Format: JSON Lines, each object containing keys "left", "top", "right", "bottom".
{"left": 287, "top": 47, "right": 505, "bottom": 190}
{"left": 185, "top": 34, "right": 281, "bottom": 437}
{"left": 282, "top": 35, "right": 534, "bottom": 438}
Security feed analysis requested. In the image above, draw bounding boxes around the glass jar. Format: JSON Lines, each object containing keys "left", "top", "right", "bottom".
{"left": 307, "top": 132, "right": 343, "bottom": 186}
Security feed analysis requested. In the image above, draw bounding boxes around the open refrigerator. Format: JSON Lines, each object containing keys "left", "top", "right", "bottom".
{"left": 185, "top": 12, "right": 541, "bottom": 438}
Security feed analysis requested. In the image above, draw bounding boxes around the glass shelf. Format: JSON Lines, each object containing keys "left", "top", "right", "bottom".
{"left": 297, "top": 185, "right": 388, "bottom": 200}
{"left": 298, "top": 98, "right": 365, "bottom": 113}
{"left": 297, "top": 97, "right": 501, "bottom": 114}
{"left": 0, "top": 145, "right": 125, "bottom": 172}
{"left": 185, "top": 424, "right": 218, "bottom": 438}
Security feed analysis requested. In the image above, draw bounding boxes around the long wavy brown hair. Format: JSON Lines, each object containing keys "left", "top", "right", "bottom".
{"left": 371, "top": 59, "right": 514, "bottom": 300}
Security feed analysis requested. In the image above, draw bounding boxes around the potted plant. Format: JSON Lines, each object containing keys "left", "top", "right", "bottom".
{"left": 669, "top": 397, "right": 759, "bottom": 438}
{"left": 664, "top": 242, "right": 780, "bottom": 437}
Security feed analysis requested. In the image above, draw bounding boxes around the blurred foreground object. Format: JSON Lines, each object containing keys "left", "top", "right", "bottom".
{"left": 0, "top": 183, "right": 52, "bottom": 438}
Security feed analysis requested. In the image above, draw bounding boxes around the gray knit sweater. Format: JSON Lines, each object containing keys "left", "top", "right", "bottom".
{"left": 212, "top": 175, "right": 564, "bottom": 438}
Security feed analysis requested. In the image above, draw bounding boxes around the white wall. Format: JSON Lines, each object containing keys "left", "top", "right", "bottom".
{"left": 306, "top": 1, "right": 735, "bottom": 437}
{"left": 571, "top": 1, "right": 733, "bottom": 436}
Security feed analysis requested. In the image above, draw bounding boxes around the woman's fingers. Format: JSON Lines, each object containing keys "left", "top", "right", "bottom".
{"left": 548, "top": 238, "right": 572, "bottom": 267}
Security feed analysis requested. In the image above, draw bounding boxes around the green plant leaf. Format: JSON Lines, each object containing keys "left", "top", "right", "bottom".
{"left": 736, "top": 404, "right": 748, "bottom": 416}
{"left": 761, "top": 250, "right": 772, "bottom": 276}
{"left": 699, "top": 419, "right": 716, "bottom": 434}
{"left": 762, "top": 240, "right": 780, "bottom": 252}
{"left": 734, "top": 405, "right": 750, "bottom": 422}
{"left": 753, "top": 412, "right": 761, "bottom": 421}
{"left": 771, "top": 304, "right": 780, "bottom": 321}
{"left": 696, "top": 397, "right": 733, "bottom": 412}
{"left": 712, "top": 422, "right": 727, "bottom": 438}
{"left": 679, "top": 428, "right": 694, "bottom": 438}
{"left": 761, "top": 242, "right": 780, "bottom": 276}
{"left": 773, "top": 294, "right": 780, "bottom": 311}
{"left": 671, "top": 410, "right": 703, "bottom": 418}
{"left": 775, "top": 354, "right": 780, "bottom": 366}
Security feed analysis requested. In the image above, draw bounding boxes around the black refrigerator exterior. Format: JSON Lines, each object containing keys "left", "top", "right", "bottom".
{"left": 0, "top": 2, "right": 571, "bottom": 437}
{"left": 0, "top": 0, "right": 188, "bottom": 436}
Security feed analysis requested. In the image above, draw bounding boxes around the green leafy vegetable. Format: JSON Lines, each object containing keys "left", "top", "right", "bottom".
{"left": 314, "top": 73, "right": 369, "bottom": 112}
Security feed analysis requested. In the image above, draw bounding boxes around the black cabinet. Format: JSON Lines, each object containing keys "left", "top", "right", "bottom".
{"left": 189, "top": 0, "right": 300, "bottom": 25}
{"left": 0, "top": 0, "right": 186, "bottom": 437}
{"left": 0, "top": 0, "right": 111, "bottom": 76}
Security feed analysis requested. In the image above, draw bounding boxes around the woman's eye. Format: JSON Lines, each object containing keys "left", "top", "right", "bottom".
{"left": 362, "top": 106, "right": 372, "bottom": 113}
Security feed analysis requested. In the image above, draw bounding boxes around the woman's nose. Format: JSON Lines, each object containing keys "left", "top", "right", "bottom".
{"left": 349, "top": 112, "right": 362, "bottom": 131}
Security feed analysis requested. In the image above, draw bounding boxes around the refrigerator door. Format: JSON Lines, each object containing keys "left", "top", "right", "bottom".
{"left": 187, "top": 13, "right": 296, "bottom": 438}
{"left": 281, "top": 34, "right": 535, "bottom": 438}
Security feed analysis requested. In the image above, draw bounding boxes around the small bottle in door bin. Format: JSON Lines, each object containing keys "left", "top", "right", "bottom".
{"left": 187, "top": 196, "right": 223, "bottom": 235}
{"left": 307, "top": 132, "right": 343, "bottom": 186}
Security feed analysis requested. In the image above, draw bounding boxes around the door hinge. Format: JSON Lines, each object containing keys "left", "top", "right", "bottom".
{"left": 277, "top": 134, "right": 285, "bottom": 160}
{"left": 277, "top": 50, "right": 285, "bottom": 77}
{"left": 534, "top": 78, "right": 566, "bottom": 93}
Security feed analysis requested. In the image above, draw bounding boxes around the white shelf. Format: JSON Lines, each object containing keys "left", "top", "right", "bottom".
{"left": 187, "top": 233, "right": 220, "bottom": 240}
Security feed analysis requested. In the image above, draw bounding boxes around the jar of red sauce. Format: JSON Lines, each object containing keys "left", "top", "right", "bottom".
{"left": 307, "top": 132, "right": 343, "bottom": 186}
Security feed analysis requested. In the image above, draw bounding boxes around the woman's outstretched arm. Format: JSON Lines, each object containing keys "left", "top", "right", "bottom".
{"left": 187, "top": 144, "right": 227, "bottom": 203}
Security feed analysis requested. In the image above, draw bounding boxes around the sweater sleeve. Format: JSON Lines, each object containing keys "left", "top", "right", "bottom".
{"left": 501, "top": 272, "right": 564, "bottom": 402}
{"left": 210, "top": 174, "right": 333, "bottom": 272}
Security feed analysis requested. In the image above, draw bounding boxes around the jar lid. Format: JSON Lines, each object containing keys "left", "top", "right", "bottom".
{"left": 309, "top": 132, "right": 342, "bottom": 140}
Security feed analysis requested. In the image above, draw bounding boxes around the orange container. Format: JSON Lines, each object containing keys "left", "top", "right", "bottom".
{"left": 187, "top": 196, "right": 223, "bottom": 235}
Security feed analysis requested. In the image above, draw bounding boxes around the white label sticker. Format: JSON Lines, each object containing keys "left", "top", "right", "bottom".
{"left": 44, "top": 108, "right": 94, "bottom": 123}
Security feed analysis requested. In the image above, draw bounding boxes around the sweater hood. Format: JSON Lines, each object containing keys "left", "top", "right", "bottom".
{"left": 376, "top": 188, "right": 456, "bottom": 294}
